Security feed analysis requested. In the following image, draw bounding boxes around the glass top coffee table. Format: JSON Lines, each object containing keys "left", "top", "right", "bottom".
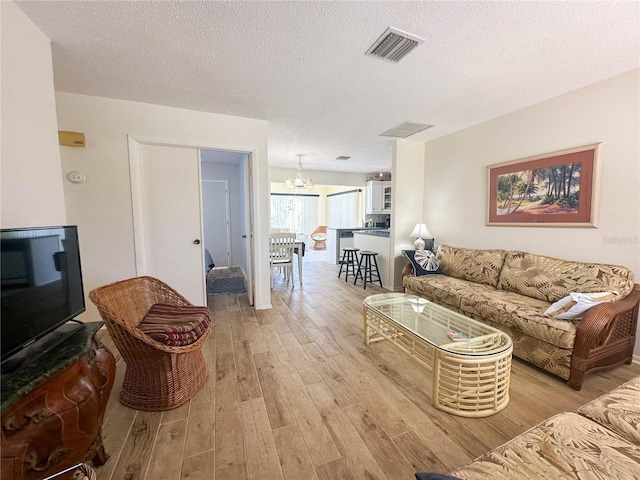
{"left": 363, "top": 293, "right": 512, "bottom": 417}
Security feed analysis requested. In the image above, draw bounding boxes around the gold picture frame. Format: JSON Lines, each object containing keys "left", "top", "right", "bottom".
{"left": 487, "top": 143, "right": 602, "bottom": 227}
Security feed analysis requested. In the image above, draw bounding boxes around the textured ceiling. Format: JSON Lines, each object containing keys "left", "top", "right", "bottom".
{"left": 16, "top": 1, "right": 640, "bottom": 174}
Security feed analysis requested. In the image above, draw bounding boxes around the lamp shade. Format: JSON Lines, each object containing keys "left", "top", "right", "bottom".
{"left": 410, "top": 223, "right": 431, "bottom": 239}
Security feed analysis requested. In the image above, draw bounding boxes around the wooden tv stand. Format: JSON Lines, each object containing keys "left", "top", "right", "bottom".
{"left": 1, "top": 322, "right": 115, "bottom": 480}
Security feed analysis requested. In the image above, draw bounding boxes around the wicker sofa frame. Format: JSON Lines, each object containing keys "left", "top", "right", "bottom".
{"left": 569, "top": 284, "right": 639, "bottom": 388}
{"left": 402, "top": 250, "right": 640, "bottom": 390}
{"left": 89, "top": 276, "right": 211, "bottom": 411}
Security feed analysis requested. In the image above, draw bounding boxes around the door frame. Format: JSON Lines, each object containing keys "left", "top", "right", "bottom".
{"left": 242, "top": 153, "right": 254, "bottom": 305}
{"left": 128, "top": 136, "right": 256, "bottom": 304}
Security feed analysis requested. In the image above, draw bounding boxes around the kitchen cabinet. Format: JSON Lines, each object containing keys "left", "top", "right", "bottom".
{"left": 382, "top": 184, "right": 392, "bottom": 212}
{"left": 365, "top": 181, "right": 391, "bottom": 214}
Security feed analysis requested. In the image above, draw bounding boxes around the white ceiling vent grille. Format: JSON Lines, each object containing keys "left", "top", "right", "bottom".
{"left": 379, "top": 122, "right": 434, "bottom": 138}
{"left": 366, "top": 27, "right": 424, "bottom": 63}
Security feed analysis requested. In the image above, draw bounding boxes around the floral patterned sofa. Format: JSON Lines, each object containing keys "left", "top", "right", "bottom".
{"left": 421, "top": 375, "right": 640, "bottom": 479}
{"left": 403, "top": 245, "right": 640, "bottom": 389}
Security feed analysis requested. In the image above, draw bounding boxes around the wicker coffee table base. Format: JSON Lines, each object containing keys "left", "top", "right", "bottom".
{"left": 364, "top": 306, "right": 512, "bottom": 417}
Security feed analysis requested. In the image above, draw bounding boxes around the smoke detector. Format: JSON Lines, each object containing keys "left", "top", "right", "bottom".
{"left": 379, "top": 122, "right": 434, "bottom": 138}
{"left": 366, "top": 27, "right": 424, "bottom": 63}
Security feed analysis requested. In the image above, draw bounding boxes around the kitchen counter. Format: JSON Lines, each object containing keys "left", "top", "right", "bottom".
{"left": 354, "top": 229, "right": 390, "bottom": 237}
{"left": 330, "top": 227, "right": 388, "bottom": 233}
{"left": 326, "top": 227, "right": 388, "bottom": 264}
{"left": 352, "top": 231, "right": 391, "bottom": 288}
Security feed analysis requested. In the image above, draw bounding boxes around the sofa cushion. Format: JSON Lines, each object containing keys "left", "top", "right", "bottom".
{"left": 404, "top": 280, "right": 575, "bottom": 379}
{"left": 459, "top": 288, "right": 577, "bottom": 349}
{"left": 451, "top": 412, "right": 640, "bottom": 480}
{"left": 480, "top": 317, "right": 573, "bottom": 380}
{"left": 497, "top": 251, "right": 635, "bottom": 303}
{"left": 404, "top": 274, "right": 577, "bottom": 349}
{"left": 578, "top": 376, "right": 640, "bottom": 445}
{"left": 403, "top": 274, "right": 495, "bottom": 310}
{"left": 437, "top": 245, "right": 506, "bottom": 288}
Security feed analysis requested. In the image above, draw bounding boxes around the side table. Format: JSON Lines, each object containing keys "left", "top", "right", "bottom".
{"left": 1, "top": 322, "right": 115, "bottom": 480}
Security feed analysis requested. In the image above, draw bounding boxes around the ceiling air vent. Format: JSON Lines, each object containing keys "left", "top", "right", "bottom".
{"left": 379, "top": 122, "right": 434, "bottom": 138}
{"left": 336, "top": 156, "right": 351, "bottom": 161}
{"left": 366, "top": 27, "right": 424, "bottom": 63}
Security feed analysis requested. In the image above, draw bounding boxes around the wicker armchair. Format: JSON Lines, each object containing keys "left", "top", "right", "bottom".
{"left": 89, "top": 276, "right": 210, "bottom": 411}
{"left": 310, "top": 225, "right": 327, "bottom": 250}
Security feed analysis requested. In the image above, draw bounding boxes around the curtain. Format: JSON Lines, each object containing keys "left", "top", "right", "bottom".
{"left": 270, "top": 193, "right": 319, "bottom": 240}
{"left": 327, "top": 189, "right": 361, "bottom": 228}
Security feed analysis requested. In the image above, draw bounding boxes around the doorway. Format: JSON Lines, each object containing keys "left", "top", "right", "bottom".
{"left": 200, "top": 149, "right": 254, "bottom": 304}
{"left": 129, "top": 138, "right": 255, "bottom": 306}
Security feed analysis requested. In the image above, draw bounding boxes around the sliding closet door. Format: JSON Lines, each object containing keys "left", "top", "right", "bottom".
{"left": 133, "top": 142, "right": 206, "bottom": 305}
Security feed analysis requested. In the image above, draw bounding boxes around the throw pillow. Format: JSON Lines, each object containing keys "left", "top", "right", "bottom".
{"left": 403, "top": 249, "right": 442, "bottom": 277}
{"left": 415, "top": 473, "right": 463, "bottom": 480}
{"left": 544, "top": 291, "right": 618, "bottom": 320}
{"left": 140, "top": 303, "right": 211, "bottom": 346}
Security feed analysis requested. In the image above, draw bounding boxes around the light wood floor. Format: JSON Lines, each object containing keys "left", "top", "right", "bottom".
{"left": 94, "top": 259, "right": 640, "bottom": 480}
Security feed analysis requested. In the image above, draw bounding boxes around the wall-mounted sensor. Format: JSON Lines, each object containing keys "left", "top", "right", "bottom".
{"left": 59, "top": 131, "right": 86, "bottom": 147}
{"left": 67, "top": 171, "right": 86, "bottom": 184}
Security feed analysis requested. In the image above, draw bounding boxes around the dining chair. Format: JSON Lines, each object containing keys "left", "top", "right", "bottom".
{"left": 270, "top": 227, "right": 291, "bottom": 234}
{"left": 269, "top": 232, "right": 296, "bottom": 286}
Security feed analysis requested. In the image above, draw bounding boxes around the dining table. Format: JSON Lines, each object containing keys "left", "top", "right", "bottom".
{"left": 294, "top": 239, "right": 305, "bottom": 283}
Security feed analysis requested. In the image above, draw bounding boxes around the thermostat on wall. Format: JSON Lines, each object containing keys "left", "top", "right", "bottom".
{"left": 67, "top": 171, "right": 86, "bottom": 184}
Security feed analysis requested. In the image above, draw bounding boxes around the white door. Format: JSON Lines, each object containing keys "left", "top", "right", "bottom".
{"left": 134, "top": 142, "right": 206, "bottom": 305}
{"left": 202, "top": 179, "right": 231, "bottom": 268}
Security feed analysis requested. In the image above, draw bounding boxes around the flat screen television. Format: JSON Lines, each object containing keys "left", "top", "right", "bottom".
{"left": 1, "top": 226, "right": 86, "bottom": 364}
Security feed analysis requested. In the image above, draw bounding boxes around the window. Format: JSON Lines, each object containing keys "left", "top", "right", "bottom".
{"left": 270, "top": 193, "right": 319, "bottom": 238}
{"left": 327, "top": 189, "right": 361, "bottom": 228}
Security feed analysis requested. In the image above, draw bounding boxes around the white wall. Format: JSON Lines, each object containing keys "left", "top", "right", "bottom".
{"left": 1, "top": 1, "right": 66, "bottom": 228}
{"left": 422, "top": 69, "right": 640, "bottom": 355}
{"left": 269, "top": 167, "right": 366, "bottom": 187}
{"left": 391, "top": 139, "right": 426, "bottom": 289}
{"left": 56, "top": 92, "right": 272, "bottom": 316}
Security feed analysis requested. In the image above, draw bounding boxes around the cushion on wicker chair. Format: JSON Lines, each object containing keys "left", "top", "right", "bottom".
{"left": 140, "top": 303, "right": 211, "bottom": 346}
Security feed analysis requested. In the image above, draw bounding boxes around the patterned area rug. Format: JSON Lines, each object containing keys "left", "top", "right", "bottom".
{"left": 209, "top": 276, "right": 246, "bottom": 295}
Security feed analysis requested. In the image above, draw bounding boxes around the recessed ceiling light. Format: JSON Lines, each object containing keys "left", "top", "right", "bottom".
{"left": 379, "top": 122, "right": 434, "bottom": 138}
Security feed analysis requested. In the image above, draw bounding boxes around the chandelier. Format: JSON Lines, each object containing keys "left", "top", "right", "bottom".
{"left": 284, "top": 154, "right": 314, "bottom": 189}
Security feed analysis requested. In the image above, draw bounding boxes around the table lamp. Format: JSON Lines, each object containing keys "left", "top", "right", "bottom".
{"left": 410, "top": 223, "right": 433, "bottom": 250}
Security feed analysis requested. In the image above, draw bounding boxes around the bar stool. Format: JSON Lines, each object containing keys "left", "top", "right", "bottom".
{"left": 338, "top": 247, "right": 360, "bottom": 281}
{"left": 354, "top": 251, "right": 382, "bottom": 289}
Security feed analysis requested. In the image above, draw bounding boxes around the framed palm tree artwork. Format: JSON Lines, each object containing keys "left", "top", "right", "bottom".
{"left": 487, "top": 143, "right": 602, "bottom": 227}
